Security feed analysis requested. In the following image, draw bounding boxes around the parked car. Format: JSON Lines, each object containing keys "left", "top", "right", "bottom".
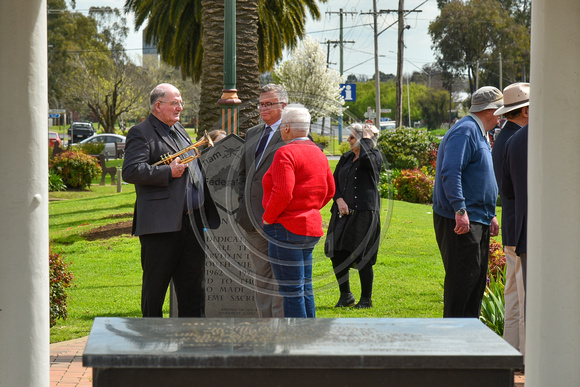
{"left": 68, "top": 122, "right": 95, "bottom": 143}
{"left": 380, "top": 121, "right": 396, "bottom": 130}
{"left": 48, "top": 131, "right": 62, "bottom": 147}
{"left": 76, "top": 134, "right": 126, "bottom": 159}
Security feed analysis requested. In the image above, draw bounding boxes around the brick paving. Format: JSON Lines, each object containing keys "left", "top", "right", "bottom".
{"left": 50, "top": 336, "right": 525, "bottom": 386}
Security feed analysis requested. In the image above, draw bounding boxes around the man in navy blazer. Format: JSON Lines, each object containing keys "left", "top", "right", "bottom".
{"left": 236, "top": 84, "right": 287, "bottom": 317}
{"left": 492, "top": 83, "right": 529, "bottom": 355}
{"left": 502, "top": 124, "right": 529, "bottom": 358}
{"left": 123, "top": 83, "right": 219, "bottom": 318}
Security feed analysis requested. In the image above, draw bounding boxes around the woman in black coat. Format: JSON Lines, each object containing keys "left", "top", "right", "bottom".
{"left": 325, "top": 123, "right": 383, "bottom": 309}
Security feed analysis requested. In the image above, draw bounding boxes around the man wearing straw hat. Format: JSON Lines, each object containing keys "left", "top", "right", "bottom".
{"left": 433, "top": 86, "right": 503, "bottom": 318}
{"left": 492, "top": 83, "right": 530, "bottom": 355}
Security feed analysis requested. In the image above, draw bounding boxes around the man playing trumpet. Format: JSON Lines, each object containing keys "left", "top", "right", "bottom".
{"left": 122, "top": 83, "right": 219, "bottom": 318}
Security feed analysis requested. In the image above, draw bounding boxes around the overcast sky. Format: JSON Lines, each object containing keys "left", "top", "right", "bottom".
{"left": 73, "top": 0, "right": 440, "bottom": 78}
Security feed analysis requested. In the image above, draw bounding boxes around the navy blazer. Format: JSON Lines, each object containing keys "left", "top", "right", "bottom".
{"left": 122, "top": 114, "right": 219, "bottom": 236}
{"left": 492, "top": 120, "right": 522, "bottom": 246}
{"left": 502, "top": 125, "right": 528, "bottom": 255}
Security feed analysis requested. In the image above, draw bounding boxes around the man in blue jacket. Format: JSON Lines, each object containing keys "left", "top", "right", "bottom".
{"left": 433, "top": 86, "right": 503, "bottom": 318}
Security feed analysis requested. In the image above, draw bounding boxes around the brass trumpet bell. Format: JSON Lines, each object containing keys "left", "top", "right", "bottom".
{"left": 153, "top": 132, "right": 214, "bottom": 166}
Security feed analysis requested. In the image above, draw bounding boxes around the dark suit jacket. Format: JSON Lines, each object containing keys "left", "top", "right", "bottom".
{"left": 492, "top": 120, "right": 522, "bottom": 246}
{"left": 122, "top": 114, "right": 219, "bottom": 236}
{"left": 502, "top": 125, "right": 528, "bottom": 255}
{"left": 236, "top": 123, "right": 286, "bottom": 232}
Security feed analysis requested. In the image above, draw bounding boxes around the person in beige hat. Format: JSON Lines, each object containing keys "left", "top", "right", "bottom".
{"left": 492, "top": 82, "right": 530, "bottom": 357}
{"left": 432, "top": 86, "right": 503, "bottom": 317}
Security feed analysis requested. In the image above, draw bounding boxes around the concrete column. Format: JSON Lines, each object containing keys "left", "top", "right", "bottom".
{"left": 527, "top": 1, "right": 580, "bottom": 385}
{"left": 0, "top": 1, "right": 49, "bottom": 386}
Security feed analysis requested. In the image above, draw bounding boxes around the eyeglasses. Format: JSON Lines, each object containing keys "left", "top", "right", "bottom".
{"left": 347, "top": 135, "right": 356, "bottom": 141}
{"left": 159, "top": 100, "right": 185, "bottom": 108}
{"left": 258, "top": 102, "right": 284, "bottom": 110}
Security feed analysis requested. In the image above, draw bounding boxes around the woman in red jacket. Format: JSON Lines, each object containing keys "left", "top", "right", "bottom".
{"left": 262, "top": 105, "right": 335, "bottom": 317}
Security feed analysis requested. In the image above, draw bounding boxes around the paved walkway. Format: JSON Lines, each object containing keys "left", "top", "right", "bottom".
{"left": 50, "top": 336, "right": 525, "bottom": 386}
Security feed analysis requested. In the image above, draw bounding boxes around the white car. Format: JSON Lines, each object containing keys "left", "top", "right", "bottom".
{"left": 77, "top": 134, "right": 126, "bottom": 159}
{"left": 380, "top": 121, "right": 396, "bottom": 130}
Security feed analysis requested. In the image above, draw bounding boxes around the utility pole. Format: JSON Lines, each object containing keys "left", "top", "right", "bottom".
{"left": 326, "top": 9, "right": 357, "bottom": 75}
{"left": 367, "top": 1, "right": 422, "bottom": 128}
{"left": 326, "top": 8, "right": 356, "bottom": 142}
{"left": 325, "top": 40, "right": 354, "bottom": 68}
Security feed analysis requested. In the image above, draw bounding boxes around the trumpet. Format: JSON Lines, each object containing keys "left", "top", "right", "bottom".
{"left": 153, "top": 132, "right": 214, "bottom": 166}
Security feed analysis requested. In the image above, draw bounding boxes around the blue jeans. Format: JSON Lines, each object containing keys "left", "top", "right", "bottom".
{"left": 263, "top": 223, "right": 320, "bottom": 318}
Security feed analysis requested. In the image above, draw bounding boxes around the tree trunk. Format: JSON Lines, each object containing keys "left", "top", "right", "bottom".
{"left": 236, "top": 0, "right": 260, "bottom": 134}
{"left": 200, "top": 0, "right": 225, "bottom": 135}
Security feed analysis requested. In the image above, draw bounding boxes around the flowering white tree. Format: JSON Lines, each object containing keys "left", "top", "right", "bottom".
{"left": 274, "top": 36, "right": 345, "bottom": 121}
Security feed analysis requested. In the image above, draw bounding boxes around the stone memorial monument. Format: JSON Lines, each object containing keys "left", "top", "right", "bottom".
{"left": 199, "top": 134, "right": 258, "bottom": 317}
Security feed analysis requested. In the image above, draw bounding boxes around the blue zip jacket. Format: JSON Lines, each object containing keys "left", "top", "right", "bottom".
{"left": 432, "top": 115, "right": 497, "bottom": 225}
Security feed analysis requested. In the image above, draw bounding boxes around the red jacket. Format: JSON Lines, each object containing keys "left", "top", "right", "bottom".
{"left": 262, "top": 140, "right": 335, "bottom": 237}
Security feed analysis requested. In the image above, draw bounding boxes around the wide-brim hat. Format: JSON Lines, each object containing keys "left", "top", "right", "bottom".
{"left": 469, "top": 86, "right": 504, "bottom": 113}
{"left": 494, "top": 82, "right": 530, "bottom": 116}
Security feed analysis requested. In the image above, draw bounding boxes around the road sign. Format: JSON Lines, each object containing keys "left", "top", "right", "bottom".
{"left": 49, "top": 113, "right": 60, "bottom": 118}
{"left": 381, "top": 109, "right": 391, "bottom": 113}
{"left": 340, "top": 83, "right": 356, "bottom": 102}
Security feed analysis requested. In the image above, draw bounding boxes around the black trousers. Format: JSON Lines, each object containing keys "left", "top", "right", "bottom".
{"left": 434, "top": 212, "right": 490, "bottom": 318}
{"left": 139, "top": 211, "right": 205, "bottom": 317}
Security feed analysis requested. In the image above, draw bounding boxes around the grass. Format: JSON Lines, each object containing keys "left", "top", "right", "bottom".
{"left": 49, "top": 157, "right": 446, "bottom": 343}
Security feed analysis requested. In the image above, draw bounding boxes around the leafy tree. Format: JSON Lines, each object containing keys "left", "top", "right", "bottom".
{"left": 344, "top": 80, "right": 427, "bottom": 126}
{"left": 418, "top": 88, "right": 450, "bottom": 129}
{"left": 48, "top": 2, "right": 149, "bottom": 132}
{"left": 124, "top": 0, "right": 325, "bottom": 134}
{"left": 274, "top": 36, "right": 344, "bottom": 120}
{"left": 429, "top": 0, "right": 530, "bottom": 94}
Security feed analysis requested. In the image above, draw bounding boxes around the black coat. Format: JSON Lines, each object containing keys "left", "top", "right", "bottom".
{"left": 502, "top": 125, "right": 528, "bottom": 255}
{"left": 122, "top": 114, "right": 219, "bottom": 236}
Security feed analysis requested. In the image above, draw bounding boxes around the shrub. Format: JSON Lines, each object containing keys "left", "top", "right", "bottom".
{"left": 49, "top": 244, "right": 74, "bottom": 327}
{"left": 48, "top": 170, "right": 66, "bottom": 192}
{"left": 379, "top": 169, "right": 396, "bottom": 199}
{"left": 480, "top": 265, "right": 505, "bottom": 336}
{"left": 377, "top": 127, "right": 438, "bottom": 170}
{"left": 311, "top": 133, "right": 329, "bottom": 147}
{"left": 79, "top": 142, "right": 105, "bottom": 156}
{"left": 480, "top": 240, "right": 507, "bottom": 336}
{"left": 488, "top": 239, "right": 507, "bottom": 279}
{"left": 50, "top": 150, "right": 101, "bottom": 189}
{"left": 339, "top": 141, "right": 350, "bottom": 154}
{"left": 392, "top": 168, "right": 434, "bottom": 204}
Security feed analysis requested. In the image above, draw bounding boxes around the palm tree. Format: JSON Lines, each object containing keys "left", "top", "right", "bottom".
{"left": 124, "top": 0, "right": 324, "bottom": 134}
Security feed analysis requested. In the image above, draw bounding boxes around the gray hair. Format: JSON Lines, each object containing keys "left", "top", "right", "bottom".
{"left": 350, "top": 123, "right": 379, "bottom": 148}
{"left": 281, "top": 104, "right": 311, "bottom": 134}
{"left": 260, "top": 83, "right": 288, "bottom": 104}
{"left": 149, "top": 83, "right": 179, "bottom": 110}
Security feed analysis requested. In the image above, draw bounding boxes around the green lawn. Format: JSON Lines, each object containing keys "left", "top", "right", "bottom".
{"left": 49, "top": 158, "right": 451, "bottom": 343}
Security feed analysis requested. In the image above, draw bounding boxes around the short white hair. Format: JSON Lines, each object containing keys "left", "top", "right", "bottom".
{"left": 350, "top": 123, "right": 380, "bottom": 148}
{"left": 281, "top": 104, "right": 311, "bottom": 134}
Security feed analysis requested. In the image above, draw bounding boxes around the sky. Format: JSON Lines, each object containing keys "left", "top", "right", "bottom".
{"left": 73, "top": 0, "right": 440, "bottom": 78}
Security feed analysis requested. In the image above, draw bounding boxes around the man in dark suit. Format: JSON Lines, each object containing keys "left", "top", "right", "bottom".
{"left": 492, "top": 83, "right": 529, "bottom": 354}
{"left": 502, "top": 124, "right": 529, "bottom": 358}
{"left": 123, "top": 83, "right": 219, "bottom": 318}
{"left": 236, "top": 84, "right": 288, "bottom": 317}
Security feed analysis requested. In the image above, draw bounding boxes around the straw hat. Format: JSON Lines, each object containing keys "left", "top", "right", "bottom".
{"left": 469, "top": 86, "right": 504, "bottom": 113}
{"left": 494, "top": 83, "right": 530, "bottom": 116}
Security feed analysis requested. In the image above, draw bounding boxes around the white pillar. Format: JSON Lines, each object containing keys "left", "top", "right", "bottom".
{"left": 0, "top": 1, "right": 49, "bottom": 386}
{"left": 527, "top": 0, "right": 580, "bottom": 385}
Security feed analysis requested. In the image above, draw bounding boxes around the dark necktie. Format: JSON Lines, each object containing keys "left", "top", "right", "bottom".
{"left": 255, "top": 126, "right": 272, "bottom": 162}
{"left": 169, "top": 127, "right": 200, "bottom": 188}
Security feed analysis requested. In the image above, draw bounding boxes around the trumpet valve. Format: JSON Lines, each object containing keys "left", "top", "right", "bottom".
{"left": 160, "top": 154, "right": 173, "bottom": 165}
